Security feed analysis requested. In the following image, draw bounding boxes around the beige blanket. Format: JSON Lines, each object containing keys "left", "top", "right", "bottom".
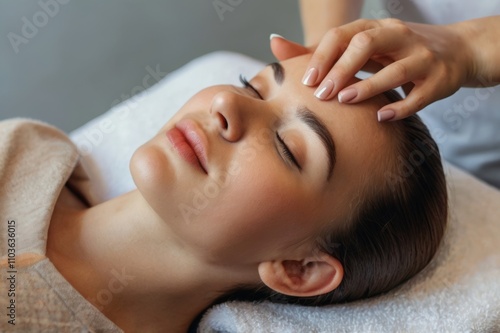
{"left": 0, "top": 118, "right": 121, "bottom": 332}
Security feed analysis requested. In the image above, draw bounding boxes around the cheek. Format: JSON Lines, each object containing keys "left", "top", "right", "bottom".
{"left": 199, "top": 159, "right": 317, "bottom": 262}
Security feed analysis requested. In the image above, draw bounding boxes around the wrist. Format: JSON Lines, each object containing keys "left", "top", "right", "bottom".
{"left": 449, "top": 17, "right": 500, "bottom": 87}
{"left": 447, "top": 21, "right": 478, "bottom": 86}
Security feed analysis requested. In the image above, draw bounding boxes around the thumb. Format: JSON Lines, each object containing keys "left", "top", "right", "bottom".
{"left": 270, "top": 34, "right": 311, "bottom": 61}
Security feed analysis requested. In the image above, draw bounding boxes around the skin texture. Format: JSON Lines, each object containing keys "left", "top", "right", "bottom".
{"left": 272, "top": 14, "right": 500, "bottom": 121}
{"left": 46, "top": 54, "right": 394, "bottom": 333}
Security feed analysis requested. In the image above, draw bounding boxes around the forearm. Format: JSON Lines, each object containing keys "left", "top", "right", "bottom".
{"left": 452, "top": 15, "right": 500, "bottom": 86}
{"left": 299, "top": 0, "right": 363, "bottom": 46}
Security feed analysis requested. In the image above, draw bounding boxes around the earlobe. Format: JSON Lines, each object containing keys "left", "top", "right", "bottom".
{"left": 258, "top": 252, "right": 343, "bottom": 297}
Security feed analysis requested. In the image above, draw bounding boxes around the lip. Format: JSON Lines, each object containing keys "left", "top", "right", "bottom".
{"left": 166, "top": 119, "right": 209, "bottom": 174}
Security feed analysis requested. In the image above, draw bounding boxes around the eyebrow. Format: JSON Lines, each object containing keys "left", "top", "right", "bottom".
{"left": 268, "top": 62, "right": 284, "bottom": 85}
{"left": 297, "top": 107, "right": 336, "bottom": 180}
{"left": 268, "top": 62, "right": 336, "bottom": 180}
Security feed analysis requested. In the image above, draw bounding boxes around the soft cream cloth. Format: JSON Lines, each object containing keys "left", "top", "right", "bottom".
{"left": 0, "top": 118, "right": 79, "bottom": 257}
{"left": 0, "top": 119, "right": 121, "bottom": 332}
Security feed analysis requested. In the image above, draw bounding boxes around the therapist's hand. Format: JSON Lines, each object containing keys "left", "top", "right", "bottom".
{"left": 271, "top": 19, "right": 475, "bottom": 122}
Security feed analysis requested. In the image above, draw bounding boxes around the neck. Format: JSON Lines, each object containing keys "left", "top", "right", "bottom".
{"left": 47, "top": 190, "right": 240, "bottom": 332}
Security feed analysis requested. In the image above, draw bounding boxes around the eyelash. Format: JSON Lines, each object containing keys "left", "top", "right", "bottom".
{"left": 239, "top": 75, "right": 263, "bottom": 99}
{"left": 276, "top": 133, "right": 301, "bottom": 170}
{"left": 239, "top": 74, "right": 301, "bottom": 170}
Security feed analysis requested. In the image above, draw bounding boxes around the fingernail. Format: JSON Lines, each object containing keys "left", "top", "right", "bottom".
{"left": 377, "top": 110, "right": 395, "bottom": 122}
{"left": 314, "top": 80, "right": 334, "bottom": 100}
{"left": 302, "top": 68, "right": 318, "bottom": 86}
{"left": 269, "top": 33, "right": 285, "bottom": 41}
{"left": 338, "top": 88, "right": 357, "bottom": 103}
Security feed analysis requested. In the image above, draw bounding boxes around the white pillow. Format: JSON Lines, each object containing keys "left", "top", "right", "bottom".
{"left": 70, "top": 52, "right": 500, "bottom": 332}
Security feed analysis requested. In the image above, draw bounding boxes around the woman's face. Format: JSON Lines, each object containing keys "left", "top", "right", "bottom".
{"left": 131, "top": 55, "right": 392, "bottom": 265}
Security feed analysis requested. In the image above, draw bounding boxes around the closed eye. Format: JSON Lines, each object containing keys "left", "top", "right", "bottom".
{"left": 276, "top": 133, "right": 301, "bottom": 170}
{"left": 239, "top": 75, "right": 301, "bottom": 171}
{"left": 239, "top": 75, "right": 263, "bottom": 100}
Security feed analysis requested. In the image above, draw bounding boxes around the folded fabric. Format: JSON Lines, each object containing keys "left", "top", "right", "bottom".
{"left": 69, "top": 52, "right": 500, "bottom": 332}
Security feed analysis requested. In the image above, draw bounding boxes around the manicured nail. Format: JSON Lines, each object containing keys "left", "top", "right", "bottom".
{"left": 302, "top": 68, "right": 318, "bottom": 86}
{"left": 338, "top": 88, "right": 357, "bottom": 103}
{"left": 314, "top": 80, "right": 334, "bottom": 100}
{"left": 377, "top": 110, "right": 395, "bottom": 122}
{"left": 269, "top": 33, "right": 284, "bottom": 41}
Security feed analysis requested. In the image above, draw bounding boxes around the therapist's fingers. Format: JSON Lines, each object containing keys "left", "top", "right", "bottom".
{"left": 270, "top": 34, "right": 311, "bottom": 61}
{"left": 302, "top": 19, "right": 380, "bottom": 86}
{"left": 376, "top": 85, "right": 435, "bottom": 121}
{"left": 378, "top": 72, "right": 459, "bottom": 121}
{"left": 336, "top": 56, "right": 426, "bottom": 104}
{"left": 314, "top": 24, "right": 416, "bottom": 101}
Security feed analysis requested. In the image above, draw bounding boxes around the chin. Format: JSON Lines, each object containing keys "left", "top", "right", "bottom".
{"left": 130, "top": 140, "right": 202, "bottom": 223}
{"left": 130, "top": 142, "right": 171, "bottom": 197}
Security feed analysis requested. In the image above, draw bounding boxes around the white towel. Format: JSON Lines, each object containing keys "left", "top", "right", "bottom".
{"left": 69, "top": 52, "right": 500, "bottom": 332}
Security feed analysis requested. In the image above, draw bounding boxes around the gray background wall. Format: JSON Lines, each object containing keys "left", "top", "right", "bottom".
{"left": 1, "top": 0, "right": 382, "bottom": 132}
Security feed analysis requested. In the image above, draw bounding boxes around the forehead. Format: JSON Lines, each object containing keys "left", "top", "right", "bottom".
{"left": 261, "top": 55, "right": 394, "bottom": 202}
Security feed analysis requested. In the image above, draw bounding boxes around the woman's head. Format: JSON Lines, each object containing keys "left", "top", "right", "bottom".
{"left": 244, "top": 94, "right": 448, "bottom": 305}
{"left": 130, "top": 55, "right": 447, "bottom": 303}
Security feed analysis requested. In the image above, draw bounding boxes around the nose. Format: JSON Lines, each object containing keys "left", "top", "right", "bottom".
{"left": 210, "top": 90, "right": 257, "bottom": 142}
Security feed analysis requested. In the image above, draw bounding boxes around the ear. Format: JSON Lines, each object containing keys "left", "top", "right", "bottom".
{"left": 258, "top": 252, "right": 343, "bottom": 297}
{"left": 270, "top": 35, "right": 311, "bottom": 61}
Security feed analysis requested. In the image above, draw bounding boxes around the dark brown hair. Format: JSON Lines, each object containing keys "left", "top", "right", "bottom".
{"left": 213, "top": 91, "right": 448, "bottom": 306}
